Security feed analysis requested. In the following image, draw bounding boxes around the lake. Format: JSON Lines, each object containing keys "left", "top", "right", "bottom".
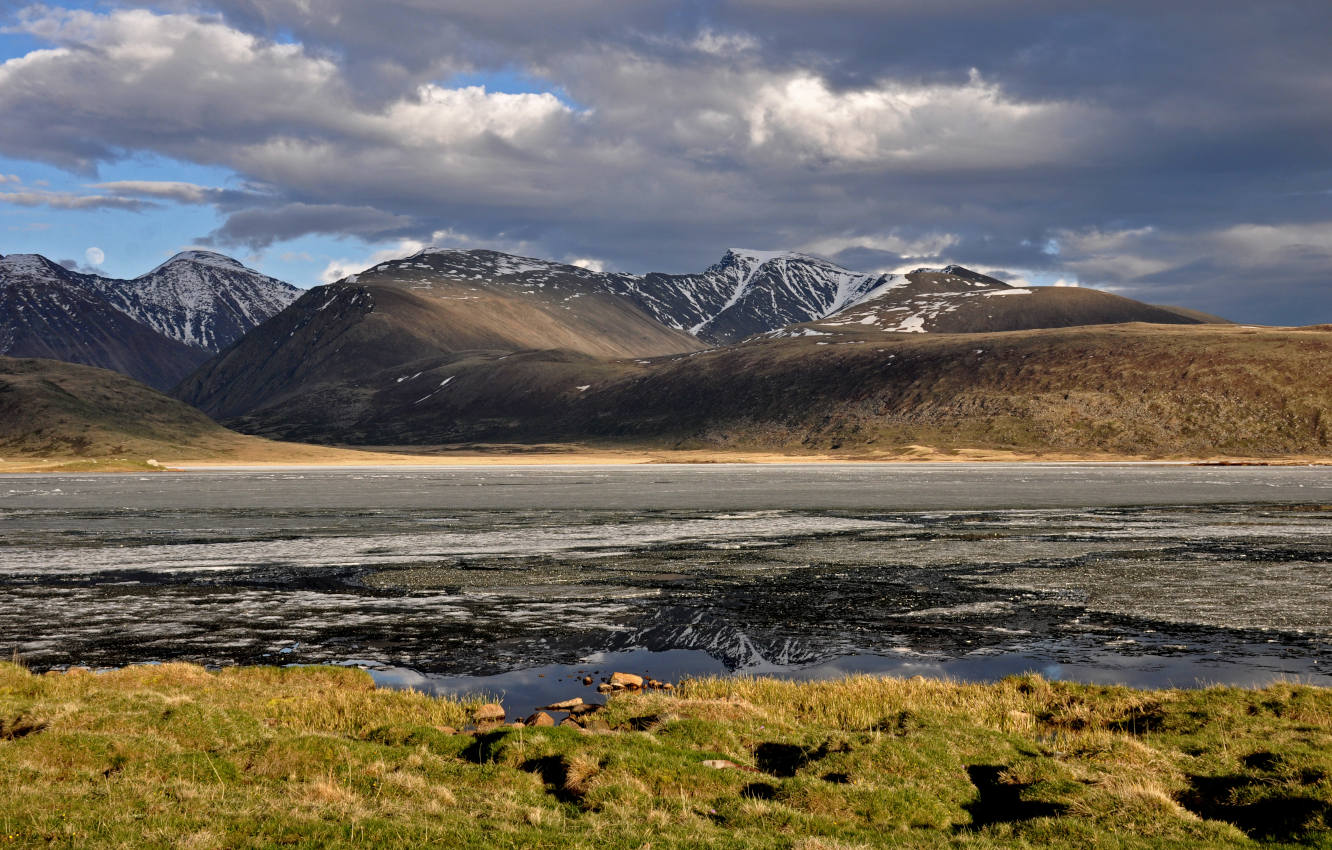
{"left": 2, "top": 463, "right": 1329, "bottom": 715}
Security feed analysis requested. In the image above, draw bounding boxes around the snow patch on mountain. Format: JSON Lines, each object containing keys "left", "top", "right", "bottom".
{"left": 0, "top": 254, "right": 62, "bottom": 279}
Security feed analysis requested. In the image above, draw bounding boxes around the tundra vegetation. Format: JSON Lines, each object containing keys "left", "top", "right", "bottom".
{"left": 2, "top": 662, "right": 1330, "bottom": 847}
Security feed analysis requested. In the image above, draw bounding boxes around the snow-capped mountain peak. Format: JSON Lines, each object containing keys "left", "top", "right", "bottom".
{"left": 149, "top": 250, "right": 252, "bottom": 275}
{"left": 0, "top": 253, "right": 68, "bottom": 281}
{"left": 1, "top": 251, "right": 300, "bottom": 353}
{"left": 88, "top": 253, "right": 300, "bottom": 351}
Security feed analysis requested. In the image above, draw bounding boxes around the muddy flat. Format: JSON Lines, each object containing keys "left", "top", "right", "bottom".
{"left": 2, "top": 464, "right": 1329, "bottom": 714}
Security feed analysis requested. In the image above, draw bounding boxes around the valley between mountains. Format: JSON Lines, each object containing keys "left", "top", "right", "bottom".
{"left": 1, "top": 245, "right": 1329, "bottom": 464}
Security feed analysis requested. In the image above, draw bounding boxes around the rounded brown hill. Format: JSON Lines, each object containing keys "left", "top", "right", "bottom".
{"left": 215, "top": 323, "right": 1332, "bottom": 459}
{"left": 177, "top": 250, "right": 705, "bottom": 420}
{"left": 777, "top": 267, "right": 1225, "bottom": 338}
{"left": 0, "top": 356, "right": 247, "bottom": 459}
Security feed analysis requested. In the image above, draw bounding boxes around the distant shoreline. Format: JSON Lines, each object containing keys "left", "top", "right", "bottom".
{"left": 3, "top": 446, "right": 1330, "bottom": 474}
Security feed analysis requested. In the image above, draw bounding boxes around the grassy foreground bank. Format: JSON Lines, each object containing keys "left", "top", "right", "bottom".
{"left": 1, "top": 664, "right": 1330, "bottom": 848}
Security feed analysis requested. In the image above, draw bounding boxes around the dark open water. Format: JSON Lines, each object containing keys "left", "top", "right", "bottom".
{"left": 2, "top": 463, "right": 1329, "bottom": 715}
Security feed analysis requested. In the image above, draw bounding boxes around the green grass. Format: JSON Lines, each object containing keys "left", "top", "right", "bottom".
{"left": 2, "top": 663, "right": 1330, "bottom": 848}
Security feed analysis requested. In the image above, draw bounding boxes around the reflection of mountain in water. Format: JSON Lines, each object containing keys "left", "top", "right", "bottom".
{"left": 610, "top": 606, "right": 841, "bottom": 671}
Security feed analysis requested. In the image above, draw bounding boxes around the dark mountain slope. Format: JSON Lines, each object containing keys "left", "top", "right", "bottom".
{"left": 217, "top": 323, "right": 1332, "bottom": 459}
{"left": 609, "top": 249, "right": 890, "bottom": 343}
{"left": 177, "top": 251, "right": 705, "bottom": 420}
{"left": 0, "top": 254, "right": 207, "bottom": 390}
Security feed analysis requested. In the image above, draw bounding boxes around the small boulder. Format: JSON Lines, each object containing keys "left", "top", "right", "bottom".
{"left": 609, "top": 672, "right": 643, "bottom": 688}
{"left": 525, "top": 711, "right": 556, "bottom": 727}
{"left": 582, "top": 676, "right": 593, "bottom": 686}
{"left": 596, "top": 683, "right": 617, "bottom": 694}
{"left": 567, "top": 703, "right": 602, "bottom": 716}
{"left": 473, "top": 703, "right": 506, "bottom": 723}
{"left": 583, "top": 717, "right": 611, "bottom": 733}
{"left": 434, "top": 725, "right": 458, "bottom": 735}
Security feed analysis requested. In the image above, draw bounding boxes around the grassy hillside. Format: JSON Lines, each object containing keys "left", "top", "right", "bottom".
{"left": 0, "top": 356, "right": 406, "bottom": 469}
{"left": 1, "top": 663, "right": 1329, "bottom": 847}
{"left": 0, "top": 356, "right": 253, "bottom": 463}
{"left": 223, "top": 323, "right": 1332, "bottom": 459}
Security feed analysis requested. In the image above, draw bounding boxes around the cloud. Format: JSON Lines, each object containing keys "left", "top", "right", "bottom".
{"left": 568, "top": 257, "right": 606, "bottom": 272}
{"left": 0, "top": 189, "right": 152, "bottom": 211}
{"left": 0, "top": 2, "right": 1329, "bottom": 321}
{"left": 91, "top": 180, "right": 217, "bottom": 204}
{"left": 318, "top": 238, "right": 431, "bottom": 284}
{"left": 800, "top": 232, "right": 960, "bottom": 261}
{"left": 745, "top": 70, "right": 1099, "bottom": 168}
{"left": 208, "top": 203, "right": 417, "bottom": 249}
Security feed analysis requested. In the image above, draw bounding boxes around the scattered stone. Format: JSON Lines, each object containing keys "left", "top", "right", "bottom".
{"left": 609, "top": 672, "right": 643, "bottom": 688}
{"left": 582, "top": 676, "right": 593, "bottom": 686}
{"left": 583, "top": 717, "right": 611, "bottom": 733}
{"left": 596, "top": 683, "right": 616, "bottom": 694}
{"left": 508, "top": 721, "right": 525, "bottom": 728}
{"left": 700, "top": 759, "right": 762, "bottom": 773}
{"left": 473, "top": 703, "right": 507, "bottom": 723}
{"left": 525, "top": 711, "right": 555, "bottom": 727}
{"left": 662, "top": 683, "right": 674, "bottom": 691}
{"left": 538, "top": 698, "right": 584, "bottom": 711}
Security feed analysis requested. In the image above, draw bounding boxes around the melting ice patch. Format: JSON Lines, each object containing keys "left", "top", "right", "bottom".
{"left": 0, "top": 512, "right": 892, "bottom": 578}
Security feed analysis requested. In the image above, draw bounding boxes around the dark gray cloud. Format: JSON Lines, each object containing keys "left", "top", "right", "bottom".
{"left": 1, "top": 1, "right": 1330, "bottom": 323}
{"left": 206, "top": 203, "right": 417, "bottom": 248}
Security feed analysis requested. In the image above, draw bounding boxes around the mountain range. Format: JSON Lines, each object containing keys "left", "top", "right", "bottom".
{"left": 16, "top": 242, "right": 1327, "bottom": 462}
{"left": 0, "top": 250, "right": 298, "bottom": 389}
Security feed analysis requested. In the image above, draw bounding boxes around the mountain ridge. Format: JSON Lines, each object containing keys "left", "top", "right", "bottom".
{"left": 337, "top": 247, "right": 1220, "bottom": 345}
{"left": 0, "top": 254, "right": 208, "bottom": 390}
{"left": 78, "top": 250, "right": 300, "bottom": 352}
{"left": 0, "top": 250, "right": 300, "bottom": 388}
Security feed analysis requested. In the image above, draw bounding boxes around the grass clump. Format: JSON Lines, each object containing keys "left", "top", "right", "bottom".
{"left": 2, "top": 663, "right": 1330, "bottom": 847}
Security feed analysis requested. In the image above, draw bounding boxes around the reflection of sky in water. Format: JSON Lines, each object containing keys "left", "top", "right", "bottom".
{"left": 1, "top": 467, "right": 1330, "bottom": 701}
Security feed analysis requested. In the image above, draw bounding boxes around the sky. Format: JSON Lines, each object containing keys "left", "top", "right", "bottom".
{"left": 0, "top": 1, "right": 1329, "bottom": 324}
